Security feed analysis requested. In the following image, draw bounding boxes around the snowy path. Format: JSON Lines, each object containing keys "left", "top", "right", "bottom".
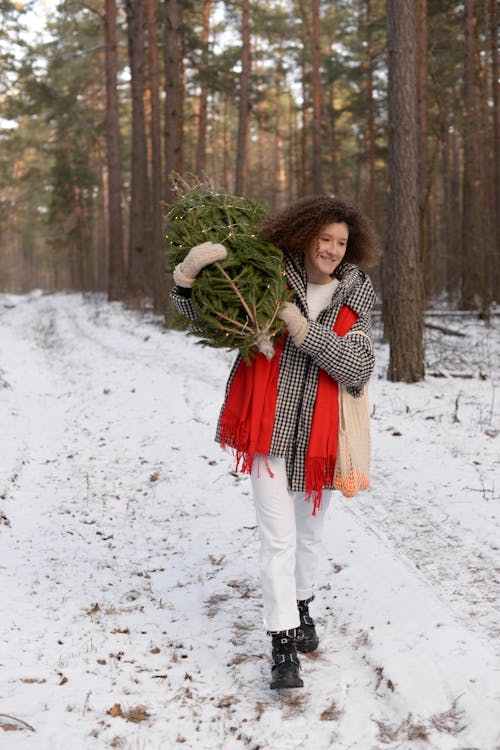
{"left": 0, "top": 292, "right": 499, "bottom": 750}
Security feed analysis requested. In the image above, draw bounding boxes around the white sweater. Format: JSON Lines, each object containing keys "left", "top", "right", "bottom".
{"left": 307, "top": 279, "right": 339, "bottom": 321}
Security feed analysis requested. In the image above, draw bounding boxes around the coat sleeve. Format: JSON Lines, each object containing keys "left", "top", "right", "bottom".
{"left": 300, "top": 316, "right": 374, "bottom": 388}
{"left": 298, "top": 274, "right": 376, "bottom": 390}
{"left": 170, "top": 285, "right": 198, "bottom": 321}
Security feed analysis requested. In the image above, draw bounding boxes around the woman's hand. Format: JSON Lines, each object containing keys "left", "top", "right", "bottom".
{"left": 278, "top": 302, "right": 309, "bottom": 347}
{"left": 173, "top": 241, "right": 228, "bottom": 288}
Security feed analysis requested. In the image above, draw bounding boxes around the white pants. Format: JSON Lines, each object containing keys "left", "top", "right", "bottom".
{"left": 250, "top": 455, "right": 332, "bottom": 632}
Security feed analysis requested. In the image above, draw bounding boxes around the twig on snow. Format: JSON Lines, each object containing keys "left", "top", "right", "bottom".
{"left": 0, "top": 714, "right": 36, "bottom": 732}
{"left": 425, "top": 322, "right": 466, "bottom": 337}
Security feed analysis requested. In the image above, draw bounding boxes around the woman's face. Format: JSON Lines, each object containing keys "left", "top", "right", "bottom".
{"left": 304, "top": 221, "right": 349, "bottom": 284}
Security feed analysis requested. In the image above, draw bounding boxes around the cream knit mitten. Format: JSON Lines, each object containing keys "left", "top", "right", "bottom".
{"left": 278, "top": 302, "right": 309, "bottom": 347}
{"left": 173, "top": 241, "right": 228, "bottom": 288}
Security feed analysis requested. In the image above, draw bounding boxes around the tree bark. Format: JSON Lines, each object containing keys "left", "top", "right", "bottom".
{"left": 449, "top": 115, "right": 462, "bottom": 299}
{"left": 234, "top": 0, "right": 250, "bottom": 195}
{"left": 365, "top": 0, "right": 376, "bottom": 221}
{"left": 477, "top": 1, "right": 494, "bottom": 318}
{"left": 195, "top": 0, "right": 211, "bottom": 177}
{"left": 461, "top": 0, "right": 484, "bottom": 310}
{"left": 126, "top": 0, "right": 150, "bottom": 301}
{"left": 386, "top": 0, "right": 425, "bottom": 382}
{"left": 415, "top": 0, "right": 430, "bottom": 299}
{"left": 298, "top": 2, "right": 309, "bottom": 196}
{"left": 311, "top": 0, "right": 323, "bottom": 194}
{"left": 164, "top": 0, "right": 184, "bottom": 203}
{"left": 272, "top": 65, "right": 286, "bottom": 209}
{"left": 146, "top": 0, "right": 166, "bottom": 314}
{"left": 490, "top": 0, "right": 500, "bottom": 298}
{"left": 104, "top": 0, "right": 126, "bottom": 301}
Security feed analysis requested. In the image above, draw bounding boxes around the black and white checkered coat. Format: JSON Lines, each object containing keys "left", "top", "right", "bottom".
{"left": 171, "top": 256, "right": 376, "bottom": 492}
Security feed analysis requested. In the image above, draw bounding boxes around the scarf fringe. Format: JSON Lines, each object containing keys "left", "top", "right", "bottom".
{"left": 219, "top": 423, "right": 275, "bottom": 479}
{"left": 219, "top": 422, "right": 252, "bottom": 474}
{"left": 305, "top": 456, "right": 337, "bottom": 516}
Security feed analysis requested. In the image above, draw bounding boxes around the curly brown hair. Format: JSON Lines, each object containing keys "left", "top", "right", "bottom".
{"left": 258, "top": 195, "right": 381, "bottom": 267}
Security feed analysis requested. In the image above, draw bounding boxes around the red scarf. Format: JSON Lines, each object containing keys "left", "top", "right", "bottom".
{"left": 219, "top": 305, "right": 359, "bottom": 514}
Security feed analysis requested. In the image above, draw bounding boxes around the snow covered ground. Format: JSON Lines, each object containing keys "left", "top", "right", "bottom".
{"left": 0, "top": 290, "right": 499, "bottom": 750}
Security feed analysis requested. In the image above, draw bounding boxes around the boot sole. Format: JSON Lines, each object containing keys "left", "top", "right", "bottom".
{"left": 270, "top": 676, "right": 304, "bottom": 689}
{"left": 296, "top": 640, "right": 319, "bottom": 653}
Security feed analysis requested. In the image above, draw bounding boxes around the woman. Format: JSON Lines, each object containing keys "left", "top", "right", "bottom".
{"left": 171, "top": 195, "right": 380, "bottom": 690}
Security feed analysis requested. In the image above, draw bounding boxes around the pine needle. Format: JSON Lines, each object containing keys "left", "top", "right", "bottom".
{"left": 165, "top": 183, "right": 290, "bottom": 363}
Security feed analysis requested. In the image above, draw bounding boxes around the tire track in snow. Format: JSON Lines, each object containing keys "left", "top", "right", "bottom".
{"left": 344, "top": 486, "right": 500, "bottom": 646}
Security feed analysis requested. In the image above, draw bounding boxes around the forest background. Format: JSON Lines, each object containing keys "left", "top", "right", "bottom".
{"left": 0, "top": 0, "right": 499, "bottom": 381}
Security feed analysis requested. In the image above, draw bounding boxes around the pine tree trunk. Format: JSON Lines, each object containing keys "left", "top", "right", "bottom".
{"left": 287, "top": 96, "right": 298, "bottom": 200}
{"left": 146, "top": 0, "right": 166, "bottom": 315}
{"left": 449, "top": 118, "right": 462, "bottom": 301}
{"left": 490, "top": 0, "right": 500, "bottom": 262}
{"left": 491, "top": 0, "right": 500, "bottom": 295}
{"left": 416, "top": 0, "right": 430, "bottom": 300}
{"left": 386, "top": 0, "right": 424, "bottom": 382}
{"left": 461, "top": 0, "right": 483, "bottom": 310}
{"left": 300, "top": 60, "right": 308, "bottom": 196}
{"left": 95, "top": 156, "right": 107, "bottom": 292}
{"left": 327, "top": 82, "right": 339, "bottom": 196}
{"left": 438, "top": 102, "right": 454, "bottom": 301}
{"left": 223, "top": 95, "right": 231, "bottom": 188}
{"left": 271, "top": 58, "right": 286, "bottom": 208}
{"left": 311, "top": 0, "right": 323, "bottom": 194}
{"left": 126, "top": 0, "right": 150, "bottom": 301}
{"left": 320, "top": 74, "right": 336, "bottom": 195}
{"left": 104, "top": 0, "right": 126, "bottom": 301}
{"left": 365, "top": 0, "right": 376, "bottom": 221}
{"left": 164, "top": 0, "right": 184, "bottom": 203}
{"left": 477, "top": 2, "right": 494, "bottom": 318}
{"left": 297, "top": 0, "right": 310, "bottom": 196}
{"left": 272, "top": 117, "right": 285, "bottom": 210}
{"left": 235, "top": 0, "right": 250, "bottom": 195}
{"left": 195, "top": 0, "right": 211, "bottom": 176}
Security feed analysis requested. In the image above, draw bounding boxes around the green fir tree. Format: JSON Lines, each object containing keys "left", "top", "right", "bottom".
{"left": 166, "top": 184, "right": 290, "bottom": 363}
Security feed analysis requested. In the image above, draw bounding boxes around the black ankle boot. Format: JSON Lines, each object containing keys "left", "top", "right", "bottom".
{"left": 269, "top": 629, "right": 304, "bottom": 689}
{"left": 296, "top": 596, "right": 319, "bottom": 653}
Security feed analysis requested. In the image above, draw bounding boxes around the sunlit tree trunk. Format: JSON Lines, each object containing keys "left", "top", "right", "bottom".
{"left": 386, "top": 0, "right": 424, "bottom": 382}
{"left": 326, "top": 81, "right": 339, "bottom": 196}
{"left": 270, "top": 58, "right": 286, "bottom": 209}
{"left": 299, "top": 48, "right": 308, "bottom": 196}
